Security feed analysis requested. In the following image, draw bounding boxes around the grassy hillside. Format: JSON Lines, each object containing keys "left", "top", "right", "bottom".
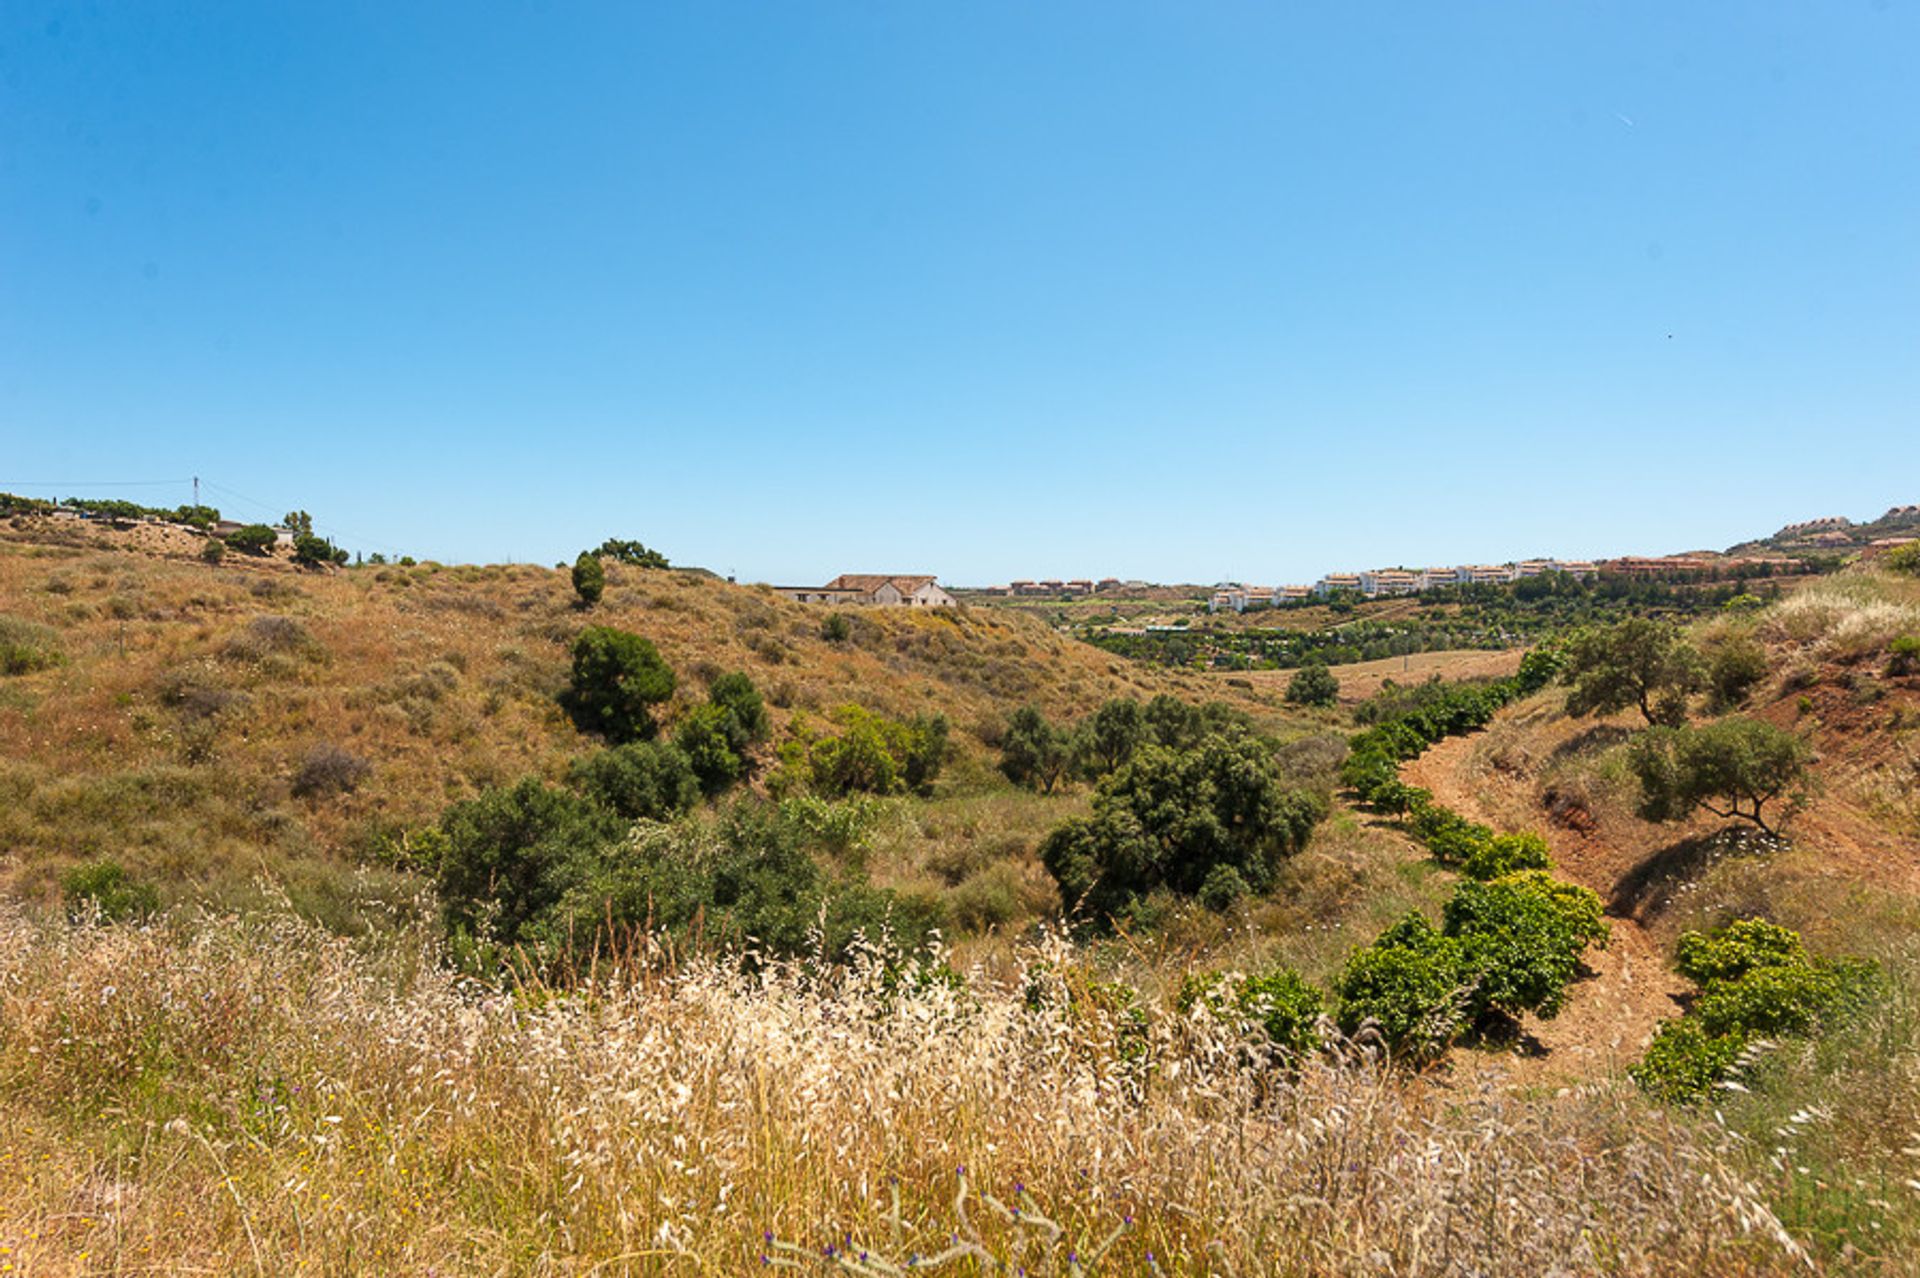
{"left": 0, "top": 523, "right": 1297, "bottom": 926}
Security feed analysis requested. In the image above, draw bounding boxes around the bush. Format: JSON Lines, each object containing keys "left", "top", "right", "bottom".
{"left": 437, "top": 779, "right": 619, "bottom": 946}
{"left": 1333, "top": 914, "right": 1470, "bottom": 1057}
{"left": 1693, "top": 960, "right": 1864, "bottom": 1039}
{"left": 1704, "top": 634, "right": 1770, "bottom": 709}
{"left": 292, "top": 533, "right": 348, "bottom": 568}
{"left": 1885, "top": 542, "right": 1920, "bottom": 576}
{"left": 676, "top": 705, "right": 745, "bottom": 794}
{"left": 1196, "top": 864, "right": 1250, "bottom": 912}
{"left": 567, "top": 741, "right": 701, "bottom": 820}
{"left": 1674, "top": 917, "right": 1806, "bottom": 985}
{"left": 224, "top": 523, "right": 278, "bottom": 555}
{"left": 1459, "top": 830, "right": 1552, "bottom": 881}
{"left": 820, "top": 613, "right": 852, "bottom": 643}
{"left": 596, "top": 538, "right": 668, "bottom": 568}
{"left": 1182, "top": 966, "right": 1324, "bottom": 1057}
{"left": 566, "top": 626, "right": 676, "bottom": 742}
{"left": 1284, "top": 663, "right": 1340, "bottom": 707}
{"left": 950, "top": 862, "right": 1025, "bottom": 933}
{"left": 1039, "top": 734, "right": 1327, "bottom": 924}
{"left": 1631, "top": 1019, "right": 1750, "bottom": 1102}
{"left": 1000, "top": 705, "right": 1070, "bottom": 793}
{"left": 571, "top": 551, "right": 605, "bottom": 607}
{"left": 199, "top": 537, "right": 225, "bottom": 564}
{"left": 62, "top": 859, "right": 160, "bottom": 923}
{"left": 291, "top": 743, "right": 372, "bottom": 797}
{"left": 780, "top": 705, "right": 948, "bottom": 798}
{"left": 0, "top": 615, "right": 64, "bottom": 675}
{"left": 1890, "top": 634, "right": 1920, "bottom": 676}
{"left": 1441, "top": 871, "right": 1604, "bottom": 1022}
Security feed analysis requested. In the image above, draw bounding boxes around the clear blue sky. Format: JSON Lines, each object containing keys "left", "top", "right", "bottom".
{"left": 2, "top": 3, "right": 1914, "bottom": 584}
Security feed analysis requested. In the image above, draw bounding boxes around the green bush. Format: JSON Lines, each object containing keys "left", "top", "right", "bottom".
{"left": 1694, "top": 960, "right": 1869, "bottom": 1039}
{"left": 1039, "top": 734, "right": 1327, "bottom": 924}
{"left": 199, "top": 537, "right": 226, "bottom": 565}
{"left": 779, "top": 705, "right": 948, "bottom": 798}
{"left": 1442, "top": 871, "right": 1604, "bottom": 1022}
{"left": 1674, "top": 917, "right": 1806, "bottom": 985}
{"left": 1333, "top": 913, "right": 1470, "bottom": 1057}
{"left": 566, "top": 626, "right": 676, "bottom": 742}
{"left": 292, "top": 533, "right": 348, "bottom": 568}
{"left": 1885, "top": 542, "right": 1920, "bottom": 576}
{"left": 1284, "top": 663, "right": 1340, "bottom": 707}
{"left": 436, "top": 779, "right": 619, "bottom": 946}
{"left": 820, "top": 613, "right": 852, "bottom": 643}
{"left": 1890, "top": 634, "right": 1920, "bottom": 676}
{"left": 224, "top": 523, "right": 278, "bottom": 555}
{"left": 596, "top": 538, "right": 668, "bottom": 568}
{"left": 567, "top": 741, "right": 701, "bottom": 821}
{"left": 1196, "top": 864, "right": 1250, "bottom": 912}
{"left": 1000, "top": 705, "right": 1071, "bottom": 793}
{"left": 1705, "top": 634, "right": 1770, "bottom": 709}
{"left": 0, "top": 615, "right": 64, "bottom": 676}
{"left": 1459, "top": 831, "right": 1552, "bottom": 881}
{"left": 62, "top": 859, "right": 161, "bottom": 923}
{"left": 1181, "top": 965, "right": 1324, "bottom": 1056}
{"left": 1631, "top": 1019, "right": 1750, "bottom": 1102}
{"left": 571, "top": 551, "right": 605, "bottom": 607}
{"left": 1627, "top": 716, "right": 1812, "bottom": 835}
{"left": 1407, "top": 802, "right": 1496, "bottom": 866}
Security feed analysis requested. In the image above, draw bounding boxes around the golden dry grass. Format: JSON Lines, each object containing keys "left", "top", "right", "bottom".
{"left": 0, "top": 905, "right": 1812, "bottom": 1277}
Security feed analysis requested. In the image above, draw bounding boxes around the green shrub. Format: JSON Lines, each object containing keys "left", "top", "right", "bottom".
{"left": 1441, "top": 871, "right": 1605, "bottom": 1022}
{"left": 1407, "top": 803, "right": 1495, "bottom": 866}
{"left": 292, "top": 533, "right": 348, "bottom": 568}
{"left": 571, "top": 551, "right": 605, "bottom": 607}
{"left": 1674, "top": 917, "right": 1806, "bottom": 985}
{"left": 1890, "top": 634, "right": 1920, "bottom": 676}
{"left": 778, "top": 705, "right": 948, "bottom": 798}
{"left": 567, "top": 741, "right": 701, "bottom": 821}
{"left": 566, "top": 626, "right": 676, "bottom": 742}
{"left": 1196, "top": 864, "right": 1250, "bottom": 912}
{"left": 1284, "top": 663, "right": 1339, "bottom": 707}
{"left": 1182, "top": 965, "right": 1324, "bottom": 1056}
{"left": 1705, "top": 634, "right": 1770, "bottom": 709}
{"left": 950, "top": 862, "right": 1024, "bottom": 933}
{"left": 1694, "top": 960, "right": 1869, "bottom": 1039}
{"left": 0, "top": 615, "right": 64, "bottom": 676}
{"left": 1000, "top": 705, "right": 1071, "bottom": 793}
{"left": 61, "top": 859, "right": 161, "bottom": 923}
{"left": 1631, "top": 1019, "right": 1750, "bottom": 1103}
{"left": 820, "top": 613, "right": 852, "bottom": 643}
{"left": 224, "top": 523, "right": 278, "bottom": 555}
{"left": 436, "top": 779, "right": 619, "bottom": 946}
{"left": 1334, "top": 913, "right": 1470, "bottom": 1056}
{"left": 291, "top": 743, "right": 372, "bottom": 797}
{"left": 1040, "top": 734, "right": 1327, "bottom": 924}
{"left": 1885, "top": 542, "right": 1920, "bottom": 576}
{"left": 199, "top": 537, "right": 226, "bottom": 564}
{"left": 1459, "top": 830, "right": 1552, "bottom": 881}
{"left": 596, "top": 538, "right": 669, "bottom": 568}
{"left": 1627, "top": 717, "right": 1812, "bottom": 835}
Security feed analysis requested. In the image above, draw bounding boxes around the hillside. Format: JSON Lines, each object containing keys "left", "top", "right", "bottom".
{"left": 0, "top": 519, "right": 1288, "bottom": 920}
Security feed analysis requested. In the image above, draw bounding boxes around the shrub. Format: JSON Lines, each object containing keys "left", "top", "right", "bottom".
{"left": 1631, "top": 1019, "right": 1750, "bottom": 1102}
{"left": 292, "top": 533, "right": 348, "bottom": 568}
{"left": 1674, "top": 917, "right": 1806, "bottom": 985}
{"left": 950, "top": 862, "right": 1025, "bottom": 933}
{"left": 1196, "top": 864, "right": 1250, "bottom": 912}
{"left": 291, "top": 743, "right": 372, "bottom": 797}
{"left": 1441, "top": 871, "right": 1605, "bottom": 1022}
{"left": 436, "top": 779, "right": 619, "bottom": 946}
{"left": 676, "top": 705, "right": 746, "bottom": 794}
{"left": 567, "top": 741, "right": 701, "bottom": 821}
{"left": 780, "top": 705, "right": 948, "bottom": 798}
{"left": 566, "top": 626, "right": 676, "bottom": 742}
{"left": 1704, "top": 634, "right": 1770, "bottom": 710}
{"left": 1890, "top": 634, "right": 1920, "bottom": 676}
{"left": 1886, "top": 542, "right": 1920, "bottom": 576}
{"left": 223, "top": 615, "right": 321, "bottom": 663}
{"left": 1407, "top": 803, "right": 1495, "bottom": 866}
{"left": 1693, "top": 960, "right": 1863, "bottom": 1039}
{"left": 61, "top": 859, "right": 160, "bottom": 923}
{"left": 1333, "top": 913, "right": 1470, "bottom": 1057}
{"left": 1284, "top": 663, "right": 1340, "bottom": 707}
{"left": 223, "top": 523, "right": 278, "bottom": 555}
{"left": 571, "top": 552, "right": 605, "bottom": 607}
{"left": 1182, "top": 966, "right": 1324, "bottom": 1057}
{"left": 1039, "top": 735, "right": 1327, "bottom": 924}
{"left": 1459, "top": 830, "right": 1552, "bottom": 881}
{"left": 1000, "top": 705, "right": 1070, "bottom": 793}
{"left": 820, "top": 613, "right": 852, "bottom": 643}
{"left": 0, "top": 614, "right": 64, "bottom": 675}
{"left": 199, "top": 537, "right": 225, "bottom": 564}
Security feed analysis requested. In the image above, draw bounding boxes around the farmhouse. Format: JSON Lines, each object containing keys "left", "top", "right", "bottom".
{"left": 773, "top": 574, "right": 956, "bottom": 608}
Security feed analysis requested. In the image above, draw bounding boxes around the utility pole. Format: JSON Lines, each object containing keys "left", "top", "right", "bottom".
{"left": 193, "top": 476, "right": 200, "bottom": 509}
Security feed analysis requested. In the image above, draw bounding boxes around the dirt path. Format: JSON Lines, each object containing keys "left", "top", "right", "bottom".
{"left": 1401, "top": 731, "right": 1690, "bottom": 1087}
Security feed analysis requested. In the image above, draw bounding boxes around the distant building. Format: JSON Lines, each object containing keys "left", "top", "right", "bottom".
{"left": 1863, "top": 537, "right": 1919, "bottom": 560}
{"left": 773, "top": 574, "right": 956, "bottom": 608}
{"left": 1315, "top": 573, "right": 1364, "bottom": 596}
{"left": 1360, "top": 569, "right": 1422, "bottom": 596}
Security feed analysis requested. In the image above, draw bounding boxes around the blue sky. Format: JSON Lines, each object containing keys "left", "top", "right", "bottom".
{"left": 2, "top": 3, "right": 1914, "bottom": 584}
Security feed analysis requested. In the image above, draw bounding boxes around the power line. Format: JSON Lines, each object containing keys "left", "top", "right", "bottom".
{"left": 0, "top": 478, "right": 192, "bottom": 488}
{"left": 201, "top": 479, "right": 413, "bottom": 558}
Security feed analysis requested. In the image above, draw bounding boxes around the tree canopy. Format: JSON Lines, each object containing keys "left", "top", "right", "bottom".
{"left": 1627, "top": 716, "right": 1812, "bottom": 835}
{"left": 566, "top": 626, "right": 676, "bottom": 742}
{"left": 1562, "top": 619, "right": 1703, "bottom": 726}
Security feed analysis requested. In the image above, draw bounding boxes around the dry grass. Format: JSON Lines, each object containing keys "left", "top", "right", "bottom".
{"left": 1760, "top": 569, "right": 1920, "bottom": 662}
{"left": 0, "top": 905, "right": 1811, "bottom": 1276}
{"left": 0, "top": 535, "right": 1276, "bottom": 912}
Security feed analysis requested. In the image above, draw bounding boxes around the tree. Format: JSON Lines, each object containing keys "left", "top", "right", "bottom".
{"left": 1001, "top": 706, "right": 1070, "bottom": 793}
{"left": 1084, "top": 698, "right": 1145, "bottom": 775}
{"left": 1562, "top": 619, "right": 1703, "bottom": 726}
{"left": 223, "top": 523, "right": 277, "bottom": 555}
{"left": 1285, "top": 663, "right": 1340, "bottom": 707}
{"left": 572, "top": 551, "right": 606, "bottom": 607}
{"left": 597, "top": 538, "right": 669, "bottom": 568}
{"left": 675, "top": 675, "right": 768, "bottom": 795}
{"left": 436, "top": 779, "right": 617, "bottom": 946}
{"left": 566, "top": 626, "right": 676, "bottom": 742}
{"left": 282, "top": 510, "right": 314, "bottom": 536}
{"left": 292, "top": 533, "right": 348, "bottom": 568}
{"left": 1627, "top": 716, "right": 1812, "bottom": 835}
{"left": 567, "top": 741, "right": 700, "bottom": 820}
{"left": 1704, "top": 633, "right": 1770, "bottom": 710}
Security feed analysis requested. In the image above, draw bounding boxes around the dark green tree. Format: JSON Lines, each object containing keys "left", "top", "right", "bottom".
{"left": 1285, "top": 663, "right": 1340, "bottom": 707}
{"left": 567, "top": 741, "right": 701, "bottom": 820}
{"left": 1000, "top": 705, "right": 1070, "bottom": 793}
{"left": 566, "top": 626, "right": 676, "bottom": 742}
{"left": 1562, "top": 619, "right": 1703, "bottom": 726}
{"left": 223, "top": 523, "right": 278, "bottom": 555}
{"left": 282, "top": 510, "right": 314, "bottom": 536}
{"left": 292, "top": 533, "right": 348, "bottom": 568}
{"left": 572, "top": 551, "right": 606, "bottom": 607}
{"left": 436, "top": 779, "right": 617, "bottom": 945}
{"left": 1084, "top": 698, "right": 1145, "bottom": 775}
{"left": 597, "top": 538, "right": 669, "bottom": 568}
{"left": 679, "top": 673, "right": 775, "bottom": 797}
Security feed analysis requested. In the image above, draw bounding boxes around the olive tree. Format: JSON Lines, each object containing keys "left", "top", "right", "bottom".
{"left": 1563, "top": 619, "right": 1703, "bottom": 727}
{"left": 1627, "top": 716, "right": 1812, "bottom": 836}
{"left": 1285, "top": 663, "right": 1340, "bottom": 707}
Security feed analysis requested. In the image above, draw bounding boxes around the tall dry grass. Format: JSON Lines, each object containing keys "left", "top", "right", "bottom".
{"left": 0, "top": 905, "right": 1807, "bottom": 1276}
